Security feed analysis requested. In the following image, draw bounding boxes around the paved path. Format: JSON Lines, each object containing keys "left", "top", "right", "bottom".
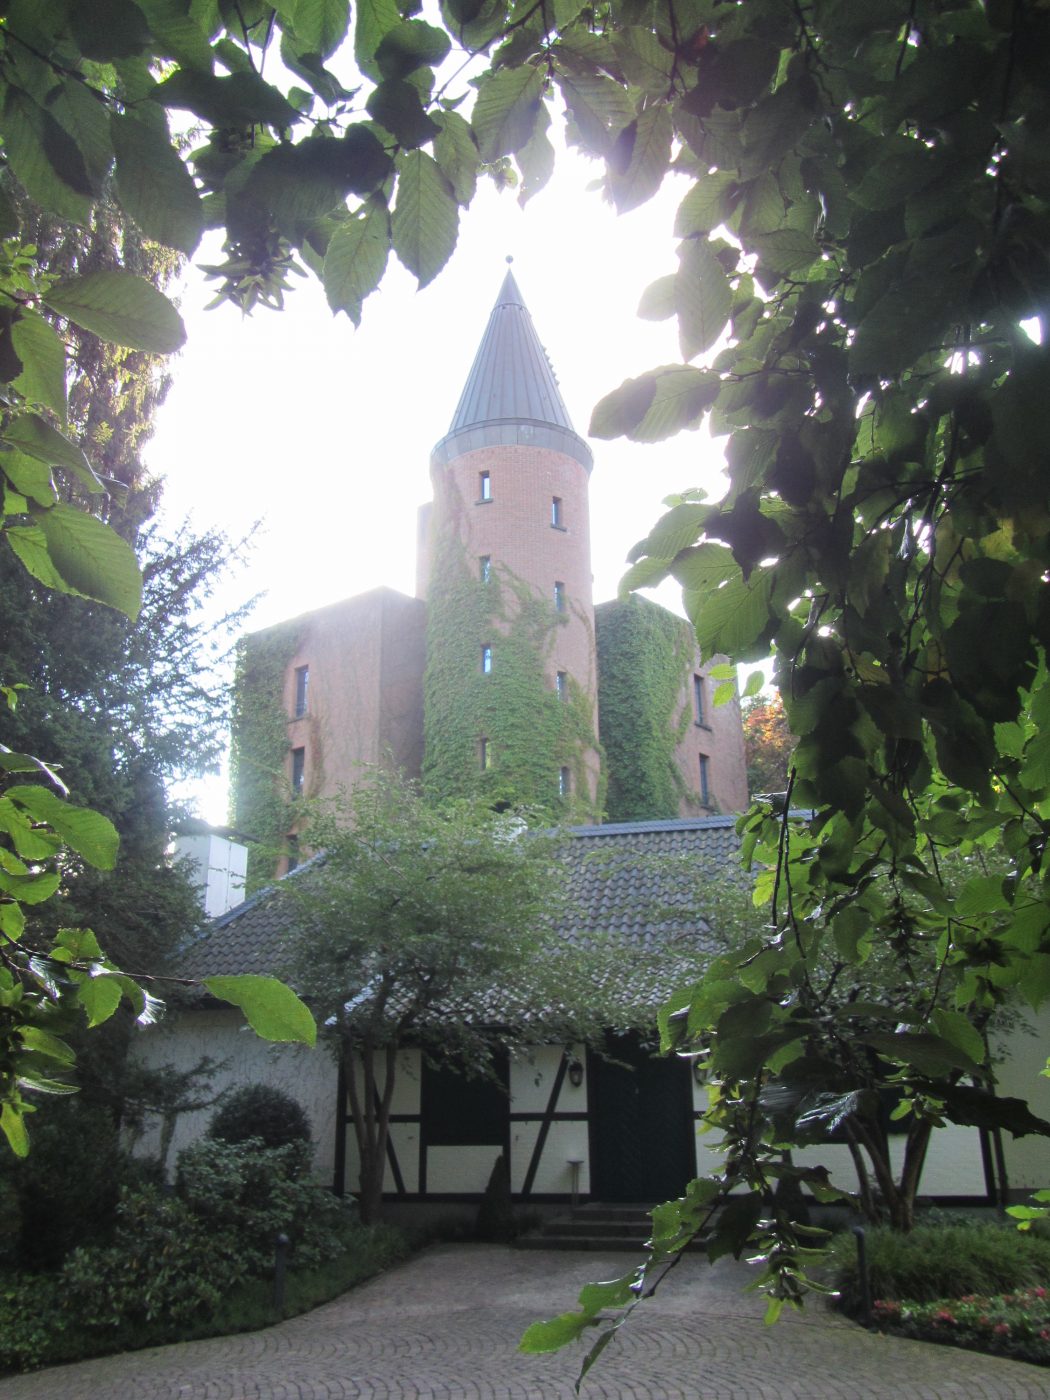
{"left": 1, "top": 1246, "right": 1047, "bottom": 1399}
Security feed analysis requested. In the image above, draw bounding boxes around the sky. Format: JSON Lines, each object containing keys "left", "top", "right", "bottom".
{"left": 147, "top": 141, "right": 732, "bottom": 820}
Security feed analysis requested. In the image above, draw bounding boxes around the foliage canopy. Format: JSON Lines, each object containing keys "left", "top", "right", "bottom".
{"left": 2, "top": 0, "right": 1050, "bottom": 1358}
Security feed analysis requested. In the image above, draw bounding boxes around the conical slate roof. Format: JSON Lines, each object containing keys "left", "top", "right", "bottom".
{"left": 431, "top": 267, "right": 593, "bottom": 472}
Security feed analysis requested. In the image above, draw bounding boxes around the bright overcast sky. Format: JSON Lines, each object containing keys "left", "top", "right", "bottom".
{"left": 148, "top": 137, "right": 731, "bottom": 819}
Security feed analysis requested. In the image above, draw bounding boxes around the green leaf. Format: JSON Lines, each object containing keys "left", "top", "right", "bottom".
{"left": 613, "top": 27, "right": 675, "bottom": 97}
{"left": 38, "top": 505, "right": 143, "bottom": 620}
{"left": 0, "top": 868, "right": 60, "bottom": 903}
{"left": 137, "top": 0, "right": 215, "bottom": 70}
{"left": 433, "top": 111, "right": 479, "bottom": 205}
{"left": 355, "top": 0, "right": 403, "bottom": 80}
{"left": 1, "top": 1104, "right": 29, "bottom": 1157}
{"left": 11, "top": 312, "right": 67, "bottom": 420}
{"left": 150, "top": 70, "right": 300, "bottom": 128}
{"left": 43, "top": 272, "right": 186, "bottom": 354}
{"left": 954, "top": 875, "right": 1010, "bottom": 918}
{"left": 1, "top": 87, "right": 92, "bottom": 226}
{"left": 637, "top": 275, "right": 675, "bottom": 321}
{"left": 4, "top": 414, "right": 101, "bottom": 492}
{"left": 674, "top": 173, "right": 738, "bottom": 237}
{"left": 1, "top": 451, "right": 57, "bottom": 507}
{"left": 608, "top": 106, "right": 672, "bottom": 215}
{"left": 243, "top": 131, "right": 393, "bottom": 229}
{"left": 519, "top": 1311, "right": 592, "bottom": 1353}
{"left": 690, "top": 568, "right": 775, "bottom": 662}
{"left": 76, "top": 974, "right": 124, "bottom": 1028}
{"left": 203, "top": 974, "right": 317, "bottom": 1044}
{"left": 590, "top": 375, "right": 657, "bottom": 440}
{"left": 366, "top": 80, "right": 440, "bottom": 150}
{"left": 70, "top": 0, "right": 151, "bottom": 58}
{"left": 391, "top": 151, "right": 458, "bottom": 289}
{"left": 555, "top": 70, "right": 634, "bottom": 156}
{"left": 376, "top": 20, "right": 451, "bottom": 79}
{"left": 472, "top": 66, "right": 545, "bottom": 162}
{"left": 628, "top": 367, "right": 719, "bottom": 442}
{"left": 676, "top": 239, "right": 732, "bottom": 359}
{"left": 111, "top": 111, "right": 206, "bottom": 255}
{"left": 742, "top": 670, "right": 764, "bottom": 699}
{"left": 751, "top": 228, "right": 822, "bottom": 281}
{"left": 323, "top": 200, "right": 390, "bottom": 325}
{"left": 8, "top": 786, "right": 119, "bottom": 869}
{"left": 292, "top": 0, "right": 351, "bottom": 58}
{"left": 5, "top": 526, "right": 69, "bottom": 593}
{"left": 516, "top": 113, "right": 555, "bottom": 205}
{"left": 18, "top": 1026, "right": 75, "bottom": 1067}
{"left": 930, "top": 1008, "right": 986, "bottom": 1068}
{"left": 864, "top": 1030, "right": 978, "bottom": 1077}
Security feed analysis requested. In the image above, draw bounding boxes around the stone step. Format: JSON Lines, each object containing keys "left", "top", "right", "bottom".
{"left": 539, "top": 1219, "right": 651, "bottom": 1239}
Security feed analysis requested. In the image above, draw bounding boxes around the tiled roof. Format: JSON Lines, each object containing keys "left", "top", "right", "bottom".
{"left": 174, "top": 817, "right": 741, "bottom": 987}
{"left": 430, "top": 267, "right": 593, "bottom": 472}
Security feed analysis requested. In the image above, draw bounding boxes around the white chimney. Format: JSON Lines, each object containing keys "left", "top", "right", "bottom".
{"left": 174, "top": 833, "right": 247, "bottom": 919}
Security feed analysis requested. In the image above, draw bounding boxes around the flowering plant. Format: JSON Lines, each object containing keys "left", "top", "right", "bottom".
{"left": 873, "top": 1287, "right": 1050, "bottom": 1366}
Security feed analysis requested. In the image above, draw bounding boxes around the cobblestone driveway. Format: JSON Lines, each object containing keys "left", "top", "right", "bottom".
{"left": 0, "top": 1246, "right": 1046, "bottom": 1400}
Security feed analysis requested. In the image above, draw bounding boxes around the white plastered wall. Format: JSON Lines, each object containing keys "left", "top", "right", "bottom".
{"left": 341, "top": 1049, "right": 421, "bottom": 1195}
{"left": 994, "top": 1004, "right": 1050, "bottom": 1192}
{"left": 131, "top": 1009, "right": 337, "bottom": 1180}
{"left": 510, "top": 1045, "right": 589, "bottom": 1195}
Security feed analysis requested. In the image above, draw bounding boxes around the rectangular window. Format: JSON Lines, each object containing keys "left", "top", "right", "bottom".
{"left": 699, "top": 753, "right": 710, "bottom": 807}
{"left": 291, "top": 746, "right": 305, "bottom": 796}
{"left": 554, "top": 581, "right": 565, "bottom": 611}
{"left": 556, "top": 671, "right": 568, "bottom": 701}
{"left": 693, "top": 673, "right": 705, "bottom": 726}
{"left": 559, "top": 766, "right": 571, "bottom": 797}
{"left": 479, "top": 470, "right": 491, "bottom": 501}
{"left": 294, "top": 664, "right": 309, "bottom": 718}
{"left": 480, "top": 737, "right": 491, "bottom": 770}
{"left": 479, "top": 555, "right": 491, "bottom": 582}
{"left": 551, "top": 496, "right": 563, "bottom": 528}
{"left": 481, "top": 643, "right": 493, "bottom": 674}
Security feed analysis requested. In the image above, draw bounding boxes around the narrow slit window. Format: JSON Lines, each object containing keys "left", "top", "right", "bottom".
{"left": 291, "top": 746, "right": 305, "bottom": 796}
{"left": 551, "top": 496, "right": 563, "bottom": 527}
{"left": 554, "top": 581, "right": 565, "bottom": 611}
{"left": 556, "top": 671, "right": 568, "bottom": 701}
{"left": 699, "top": 753, "right": 710, "bottom": 807}
{"left": 479, "top": 470, "right": 491, "bottom": 501}
{"left": 693, "top": 673, "right": 705, "bottom": 726}
{"left": 479, "top": 555, "right": 491, "bottom": 582}
{"left": 294, "top": 665, "right": 309, "bottom": 718}
{"left": 286, "top": 835, "right": 299, "bottom": 873}
{"left": 481, "top": 643, "right": 493, "bottom": 674}
{"left": 480, "top": 737, "right": 491, "bottom": 770}
{"left": 558, "top": 766, "right": 571, "bottom": 797}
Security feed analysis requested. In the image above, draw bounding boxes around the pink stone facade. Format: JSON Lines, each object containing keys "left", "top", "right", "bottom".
{"left": 671, "top": 653, "right": 749, "bottom": 817}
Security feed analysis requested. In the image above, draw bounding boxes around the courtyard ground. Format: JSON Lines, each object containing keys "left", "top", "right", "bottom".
{"left": 0, "top": 1245, "right": 1046, "bottom": 1399}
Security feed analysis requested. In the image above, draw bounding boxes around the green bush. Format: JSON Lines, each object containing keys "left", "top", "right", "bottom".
{"left": 176, "top": 1137, "right": 354, "bottom": 1271}
{"left": 62, "top": 1185, "right": 245, "bottom": 1328}
{"left": 0, "top": 1100, "right": 126, "bottom": 1269}
{"left": 207, "top": 1084, "right": 311, "bottom": 1150}
{"left": 829, "top": 1220, "right": 1050, "bottom": 1314}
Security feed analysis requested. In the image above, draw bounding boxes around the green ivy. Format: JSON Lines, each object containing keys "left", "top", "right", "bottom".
{"left": 229, "top": 621, "right": 301, "bottom": 891}
{"left": 423, "top": 547, "right": 603, "bottom": 819}
{"left": 596, "top": 598, "right": 693, "bottom": 822}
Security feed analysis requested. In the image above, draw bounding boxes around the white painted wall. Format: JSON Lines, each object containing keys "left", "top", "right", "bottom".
{"left": 995, "top": 1004, "right": 1050, "bottom": 1192}
{"left": 131, "top": 1009, "right": 336, "bottom": 1178}
{"left": 173, "top": 834, "right": 247, "bottom": 919}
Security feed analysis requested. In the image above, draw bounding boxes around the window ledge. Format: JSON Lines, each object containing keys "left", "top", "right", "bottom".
{"left": 551, "top": 523, "right": 567, "bottom": 532}
{"left": 476, "top": 496, "right": 493, "bottom": 505}
{"left": 694, "top": 721, "right": 712, "bottom": 731}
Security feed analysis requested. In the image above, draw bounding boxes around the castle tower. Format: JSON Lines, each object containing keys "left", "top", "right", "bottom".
{"left": 418, "top": 267, "right": 603, "bottom": 815}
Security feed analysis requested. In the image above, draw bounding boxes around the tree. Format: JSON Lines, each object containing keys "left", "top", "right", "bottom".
{"left": 741, "top": 693, "right": 793, "bottom": 798}
{"left": 281, "top": 774, "right": 575, "bottom": 1223}
{"left": 1, "top": 0, "right": 1048, "bottom": 1339}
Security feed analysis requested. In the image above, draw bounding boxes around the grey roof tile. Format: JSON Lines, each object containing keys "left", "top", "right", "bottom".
{"left": 173, "top": 819, "right": 741, "bottom": 989}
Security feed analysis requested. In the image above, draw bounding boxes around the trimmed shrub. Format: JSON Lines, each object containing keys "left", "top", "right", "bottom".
{"left": 176, "top": 1137, "right": 354, "bottom": 1272}
{"left": 207, "top": 1084, "right": 311, "bottom": 1150}
{"left": 830, "top": 1220, "right": 1050, "bottom": 1314}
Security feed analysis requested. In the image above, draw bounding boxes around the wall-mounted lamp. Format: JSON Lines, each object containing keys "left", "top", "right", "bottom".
{"left": 568, "top": 1057, "right": 584, "bottom": 1088}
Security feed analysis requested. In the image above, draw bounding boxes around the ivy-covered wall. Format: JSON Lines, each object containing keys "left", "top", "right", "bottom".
{"left": 423, "top": 543, "right": 603, "bottom": 820}
{"left": 595, "top": 597, "right": 693, "bottom": 822}
{"left": 229, "top": 620, "right": 301, "bottom": 892}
